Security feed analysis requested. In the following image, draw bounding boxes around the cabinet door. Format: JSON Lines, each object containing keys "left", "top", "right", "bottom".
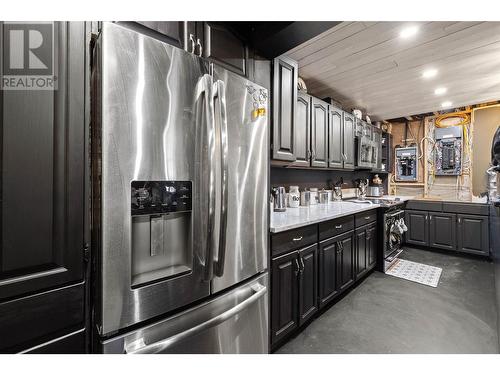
{"left": 328, "top": 106, "right": 343, "bottom": 169}
{"left": 355, "top": 227, "right": 367, "bottom": 278}
{"left": 343, "top": 112, "right": 355, "bottom": 169}
{"left": 429, "top": 212, "right": 456, "bottom": 251}
{"left": 135, "top": 21, "right": 187, "bottom": 50}
{"left": 318, "top": 238, "right": 338, "bottom": 307}
{"left": 0, "top": 22, "right": 85, "bottom": 300}
{"left": 457, "top": 215, "right": 490, "bottom": 256}
{"left": 298, "top": 245, "right": 318, "bottom": 326}
{"left": 271, "top": 251, "right": 299, "bottom": 345}
{"left": 337, "top": 232, "right": 355, "bottom": 291}
{"left": 292, "top": 93, "right": 311, "bottom": 167}
{"left": 367, "top": 223, "right": 378, "bottom": 269}
{"left": 203, "top": 22, "right": 252, "bottom": 78}
{"left": 311, "top": 97, "right": 328, "bottom": 168}
{"left": 272, "top": 55, "right": 298, "bottom": 161}
{"left": 373, "top": 127, "right": 383, "bottom": 170}
{"left": 404, "top": 210, "right": 429, "bottom": 247}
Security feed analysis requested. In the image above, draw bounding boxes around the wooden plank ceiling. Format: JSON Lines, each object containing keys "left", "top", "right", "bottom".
{"left": 285, "top": 22, "right": 500, "bottom": 120}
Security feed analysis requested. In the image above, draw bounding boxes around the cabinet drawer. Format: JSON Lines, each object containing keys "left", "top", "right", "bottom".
{"left": 0, "top": 282, "right": 84, "bottom": 353}
{"left": 355, "top": 209, "right": 377, "bottom": 227}
{"left": 22, "top": 329, "right": 85, "bottom": 353}
{"left": 319, "top": 215, "right": 354, "bottom": 241}
{"left": 271, "top": 225, "right": 317, "bottom": 257}
{"left": 442, "top": 202, "right": 489, "bottom": 216}
{"left": 405, "top": 200, "right": 442, "bottom": 212}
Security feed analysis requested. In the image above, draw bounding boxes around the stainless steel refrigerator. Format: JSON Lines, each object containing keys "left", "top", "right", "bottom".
{"left": 92, "top": 22, "right": 269, "bottom": 353}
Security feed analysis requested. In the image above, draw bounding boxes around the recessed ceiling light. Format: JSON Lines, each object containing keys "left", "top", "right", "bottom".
{"left": 441, "top": 101, "right": 452, "bottom": 108}
{"left": 400, "top": 25, "right": 419, "bottom": 38}
{"left": 422, "top": 69, "right": 438, "bottom": 79}
{"left": 434, "top": 87, "right": 447, "bottom": 95}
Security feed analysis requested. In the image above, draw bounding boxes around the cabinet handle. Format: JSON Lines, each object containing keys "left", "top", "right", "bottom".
{"left": 292, "top": 236, "right": 303, "bottom": 242}
{"left": 299, "top": 256, "right": 305, "bottom": 272}
{"left": 335, "top": 225, "right": 342, "bottom": 229}
{"left": 429, "top": 215, "right": 432, "bottom": 221}
{"left": 311, "top": 151, "right": 316, "bottom": 159}
{"left": 189, "top": 34, "right": 196, "bottom": 54}
{"left": 294, "top": 259, "right": 300, "bottom": 276}
{"left": 342, "top": 153, "right": 347, "bottom": 161}
{"left": 364, "top": 216, "right": 371, "bottom": 220}
{"left": 307, "top": 150, "right": 312, "bottom": 159}
{"left": 196, "top": 38, "right": 203, "bottom": 57}
{"left": 458, "top": 217, "right": 461, "bottom": 224}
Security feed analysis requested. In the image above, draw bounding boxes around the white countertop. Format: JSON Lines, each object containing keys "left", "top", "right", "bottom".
{"left": 269, "top": 195, "right": 414, "bottom": 233}
{"left": 270, "top": 201, "right": 380, "bottom": 233}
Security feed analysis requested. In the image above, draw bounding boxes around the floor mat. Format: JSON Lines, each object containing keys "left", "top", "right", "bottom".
{"left": 386, "top": 258, "right": 442, "bottom": 287}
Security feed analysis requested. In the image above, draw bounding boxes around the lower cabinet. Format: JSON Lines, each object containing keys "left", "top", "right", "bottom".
{"left": 367, "top": 223, "right": 378, "bottom": 269}
{"left": 405, "top": 210, "right": 429, "bottom": 247}
{"left": 271, "top": 214, "right": 378, "bottom": 349}
{"left": 429, "top": 212, "right": 456, "bottom": 251}
{"left": 318, "top": 230, "right": 355, "bottom": 307}
{"left": 271, "top": 244, "right": 317, "bottom": 346}
{"left": 404, "top": 203, "right": 490, "bottom": 257}
{"left": 355, "top": 222, "right": 377, "bottom": 279}
{"left": 298, "top": 246, "right": 318, "bottom": 325}
{"left": 337, "top": 232, "right": 355, "bottom": 292}
{"left": 318, "top": 238, "right": 338, "bottom": 307}
{"left": 457, "top": 214, "right": 489, "bottom": 256}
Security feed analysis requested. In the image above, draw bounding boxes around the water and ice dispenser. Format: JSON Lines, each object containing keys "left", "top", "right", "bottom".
{"left": 130, "top": 181, "right": 193, "bottom": 288}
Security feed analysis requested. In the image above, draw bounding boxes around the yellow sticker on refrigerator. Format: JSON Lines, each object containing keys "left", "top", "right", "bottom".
{"left": 252, "top": 107, "right": 266, "bottom": 119}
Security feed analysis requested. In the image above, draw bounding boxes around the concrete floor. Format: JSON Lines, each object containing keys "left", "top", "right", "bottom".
{"left": 278, "top": 247, "right": 499, "bottom": 354}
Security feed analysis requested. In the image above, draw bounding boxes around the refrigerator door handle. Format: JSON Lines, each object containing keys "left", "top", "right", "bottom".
{"left": 125, "top": 283, "right": 267, "bottom": 354}
{"left": 213, "top": 79, "right": 229, "bottom": 277}
{"left": 198, "top": 74, "right": 217, "bottom": 282}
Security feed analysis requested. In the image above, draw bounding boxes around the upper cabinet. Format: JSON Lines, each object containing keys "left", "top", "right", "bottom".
{"left": 310, "top": 97, "right": 329, "bottom": 168}
{"left": 343, "top": 113, "right": 355, "bottom": 169}
{"left": 133, "top": 22, "right": 254, "bottom": 80}
{"left": 272, "top": 55, "right": 298, "bottom": 162}
{"left": 328, "top": 106, "right": 343, "bottom": 169}
{"left": 293, "top": 92, "right": 311, "bottom": 168}
{"left": 202, "top": 22, "right": 252, "bottom": 78}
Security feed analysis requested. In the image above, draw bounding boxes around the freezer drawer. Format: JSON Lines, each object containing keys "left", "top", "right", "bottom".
{"left": 101, "top": 272, "right": 269, "bottom": 354}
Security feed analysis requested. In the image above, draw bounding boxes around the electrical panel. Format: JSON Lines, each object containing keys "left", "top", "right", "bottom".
{"left": 435, "top": 126, "right": 462, "bottom": 176}
{"left": 395, "top": 146, "right": 418, "bottom": 181}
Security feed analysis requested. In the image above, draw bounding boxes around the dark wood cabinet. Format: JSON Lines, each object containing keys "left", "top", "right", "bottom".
{"left": 355, "top": 227, "right": 368, "bottom": 278}
{"left": 1, "top": 22, "right": 86, "bottom": 301}
{"left": 343, "top": 112, "right": 355, "bottom": 169}
{"left": 311, "top": 97, "right": 329, "bottom": 168}
{"left": 405, "top": 210, "right": 429, "bottom": 247}
{"left": 318, "top": 238, "right": 338, "bottom": 307}
{"left": 271, "top": 243, "right": 318, "bottom": 346}
{"left": 202, "top": 22, "right": 251, "bottom": 78}
{"left": 404, "top": 202, "right": 490, "bottom": 257}
{"left": 0, "top": 21, "right": 87, "bottom": 352}
{"left": 457, "top": 214, "right": 490, "bottom": 256}
{"left": 271, "top": 251, "right": 299, "bottom": 345}
{"left": 135, "top": 21, "right": 188, "bottom": 50}
{"left": 429, "top": 212, "right": 456, "bottom": 251}
{"left": 337, "top": 232, "right": 355, "bottom": 291}
{"left": 298, "top": 245, "right": 318, "bottom": 326}
{"left": 328, "top": 106, "right": 343, "bottom": 169}
{"left": 367, "top": 223, "right": 377, "bottom": 269}
{"left": 372, "top": 127, "right": 383, "bottom": 171}
{"left": 293, "top": 92, "right": 311, "bottom": 167}
{"left": 272, "top": 55, "right": 298, "bottom": 162}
